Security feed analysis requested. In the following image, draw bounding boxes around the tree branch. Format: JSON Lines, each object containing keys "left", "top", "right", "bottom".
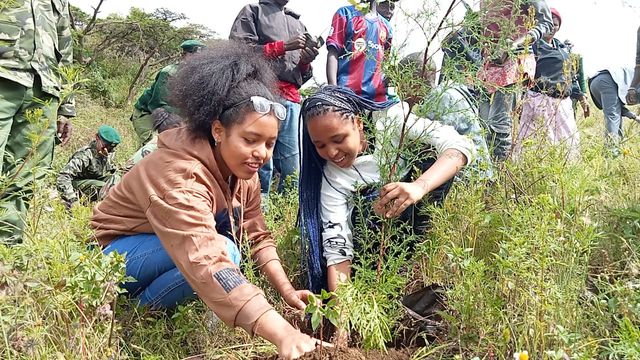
{"left": 83, "top": 0, "right": 105, "bottom": 36}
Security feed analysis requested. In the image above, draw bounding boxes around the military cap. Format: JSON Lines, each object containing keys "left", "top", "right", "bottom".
{"left": 180, "top": 39, "right": 205, "bottom": 53}
{"left": 97, "top": 125, "right": 121, "bottom": 145}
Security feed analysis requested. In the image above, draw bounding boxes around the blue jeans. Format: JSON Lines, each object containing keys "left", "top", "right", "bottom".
{"left": 104, "top": 233, "right": 241, "bottom": 308}
{"left": 259, "top": 100, "right": 300, "bottom": 194}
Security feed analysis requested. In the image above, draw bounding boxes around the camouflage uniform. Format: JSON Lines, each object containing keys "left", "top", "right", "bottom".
{"left": 56, "top": 141, "right": 119, "bottom": 206}
{"left": 123, "top": 135, "right": 158, "bottom": 173}
{"left": 131, "top": 64, "right": 177, "bottom": 144}
{"left": 0, "top": 0, "right": 75, "bottom": 243}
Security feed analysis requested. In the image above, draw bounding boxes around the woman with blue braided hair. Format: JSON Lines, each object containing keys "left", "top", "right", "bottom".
{"left": 298, "top": 85, "right": 475, "bottom": 294}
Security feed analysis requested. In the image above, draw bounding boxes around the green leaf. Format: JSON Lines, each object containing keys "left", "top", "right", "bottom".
{"left": 327, "top": 298, "right": 337, "bottom": 308}
{"left": 320, "top": 289, "right": 330, "bottom": 299}
{"left": 311, "top": 311, "right": 321, "bottom": 331}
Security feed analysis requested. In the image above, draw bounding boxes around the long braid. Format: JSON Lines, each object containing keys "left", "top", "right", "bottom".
{"left": 298, "top": 85, "right": 397, "bottom": 292}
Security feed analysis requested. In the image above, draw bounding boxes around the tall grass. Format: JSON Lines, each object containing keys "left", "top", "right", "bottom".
{"left": 0, "top": 94, "right": 639, "bottom": 359}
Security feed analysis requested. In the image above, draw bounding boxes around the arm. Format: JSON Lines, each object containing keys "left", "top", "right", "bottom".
{"left": 230, "top": 5, "right": 305, "bottom": 59}
{"left": 526, "top": 0, "right": 553, "bottom": 43}
{"left": 375, "top": 148, "right": 466, "bottom": 218}
{"left": 319, "top": 169, "right": 354, "bottom": 292}
{"left": 145, "top": 185, "right": 323, "bottom": 357}
{"left": 375, "top": 106, "right": 474, "bottom": 218}
{"left": 56, "top": 151, "right": 90, "bottom": 205}
{"left": 393, "top": 105, "right": 475, "bottom": 164}
{"left": 326, "top": 48, "right": 339, "bottom": 85}
{"left": 326, "top": 9, "right": 347, "bottom": 86}
{"left": 229, "top": 5, "right": 261, "bottom": 46}
{"left": 577, "top": 55, "right": 588, "bottom": 93}
{"left": 627, "top": 27, "right": 640, "bottom": 104}
{"left": 633, "top": 26, "right": 640, "bottom": 88}
{"left": 565, "top": 53, "right": 590, "bottom": 117}
{"left": 56, "top": 0, "right": 76, "bottom": 118}
{"left": 241, "top": 178, "right": 310, "bottom": 310}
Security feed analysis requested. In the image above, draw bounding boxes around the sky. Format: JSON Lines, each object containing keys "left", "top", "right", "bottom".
{"left": 73, "top": 0, "right": 639, "bottom": 85}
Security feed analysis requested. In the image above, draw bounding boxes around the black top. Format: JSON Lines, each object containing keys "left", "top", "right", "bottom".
{"left": 532, "top": 38, "right": 582, "bottom": 99}
{"left": 229, "top": 0, "right": 312, "bottom": 87}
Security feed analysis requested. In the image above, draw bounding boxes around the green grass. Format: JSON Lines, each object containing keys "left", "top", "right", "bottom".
{"left": 1, "top": 95, "right": 639, "bottom": 359}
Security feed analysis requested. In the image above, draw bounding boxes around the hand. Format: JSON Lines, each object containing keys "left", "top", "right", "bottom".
{"left": 283, "top": 289, "right": 313, "bottom": 311}
{"left": 299, "top": 47, "right": 319, "bottom": 65}
{"left": 56, "top": 115, "right": 73, "bottom": 146}
{"left": 627, "top": 88, "right": 638, "bottom": 105}
{"left": 277, "top": 330, "right": 330, "bottom": 360}
{"left": 579, "top": 96, "right": 590, "bottom": 118}
{"left": 285, "top": 34, "right": 306, "bottom": 51}
{"left": 510, "top": 35, "right": 530, "bottom": 50}
{"left": 255, "top": 311, "right": 331, "bottom": 359}
{"left": 373, "top": 180, "right": 429, "bottom": 219}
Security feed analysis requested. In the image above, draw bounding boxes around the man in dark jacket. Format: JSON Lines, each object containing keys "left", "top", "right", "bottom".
{"left": 230, "top": 0, "right": 319, "bottom": 199}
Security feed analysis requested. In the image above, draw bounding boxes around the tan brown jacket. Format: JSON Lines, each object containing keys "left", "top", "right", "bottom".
{"left": 92, "top": 126, "right": 279, "bottom": 334}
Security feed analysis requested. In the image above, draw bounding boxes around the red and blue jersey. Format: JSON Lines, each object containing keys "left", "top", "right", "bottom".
{"left": 327, "top": 5, "right": 393, "bottom": 103}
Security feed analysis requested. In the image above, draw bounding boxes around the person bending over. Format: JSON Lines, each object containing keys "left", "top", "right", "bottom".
{"left": 91, "top": 42, "right": 326, "bottom": 360}
{"left": 298, "top": 86, "right": 474, "bottom": 295}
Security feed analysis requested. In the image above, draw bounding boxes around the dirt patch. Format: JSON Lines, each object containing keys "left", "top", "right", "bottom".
{"left": 264, "top": 347, "right": 414, "bottom": 360}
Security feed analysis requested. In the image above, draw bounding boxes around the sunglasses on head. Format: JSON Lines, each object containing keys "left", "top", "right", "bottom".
{"left": 221, "top": 96, "right": 286, "bottom": 121}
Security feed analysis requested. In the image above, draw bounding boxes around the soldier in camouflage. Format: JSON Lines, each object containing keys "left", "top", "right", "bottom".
{"left": 130, "top": 39, "right": 204, "bottom": 144}
{"left": 56, "top": 125, "right": 121, "bottom": 209}
{"left": 0, "top": 0, "right": 75, "bottom": 243}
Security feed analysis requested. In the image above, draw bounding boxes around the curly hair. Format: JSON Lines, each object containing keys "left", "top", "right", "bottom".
{"left": 168, "top": 40, "right": 279, "bottom": 140}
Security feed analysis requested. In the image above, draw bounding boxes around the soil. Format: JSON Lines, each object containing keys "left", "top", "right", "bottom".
{"left": 275, "top": 285, "right": 445, "bottom": 359}
{"left": 264, "top": 347, "right": 414, "bottom": 360}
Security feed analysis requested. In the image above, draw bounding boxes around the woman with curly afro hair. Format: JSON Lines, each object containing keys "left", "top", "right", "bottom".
{"left": 92, "top": 41, "right": 326, "bottom": 359}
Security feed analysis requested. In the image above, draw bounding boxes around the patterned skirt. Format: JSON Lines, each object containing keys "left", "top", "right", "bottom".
{"left": 513, "top": 90, "right": 580, "bottom": 161}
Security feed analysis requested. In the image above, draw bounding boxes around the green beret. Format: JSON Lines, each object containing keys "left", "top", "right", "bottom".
{"left": 180, "top": 39, "right": 205, "bottom": 53}
{"left": 97, "top": 125, "right": 121, "bottom": 145}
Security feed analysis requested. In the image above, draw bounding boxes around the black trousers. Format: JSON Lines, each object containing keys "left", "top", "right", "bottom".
{"left": 350, "top": 156, "right": 453, "bottom": 263}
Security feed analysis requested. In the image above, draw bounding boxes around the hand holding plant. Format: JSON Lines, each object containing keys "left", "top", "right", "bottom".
{"left": 374, "top": 180, "right": 429, "bottom": 218}
{"left": 283, "top": 289, "right": 314, "bottom": 310}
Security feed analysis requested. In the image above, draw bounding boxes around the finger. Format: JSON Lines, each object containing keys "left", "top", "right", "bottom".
{"left": 386, "top": 198, "right": 412, "bottom": 218}
{"left": 379, "top": 182, "right": 398, "bottom": 196}
{"left": 372, "top": 201, "right": 385, "bottom": 217}
{"left": 298, "top": 290, "right": 312, "bottom": 304}
{"left": 388, "top": 198, "right": 410, "bottom": 218}
{"left": 378, "top": 187, "right": 404, "bottom": 207}
{"left": 292, "top": 298, "right": 306, "bottom": 310}
{"left": 379, "top": 184, "right": 399, "bottom": 202}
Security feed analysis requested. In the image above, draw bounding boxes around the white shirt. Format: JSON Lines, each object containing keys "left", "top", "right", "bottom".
{"left": 319, "top": 102, "right": 475, "bottom": 265}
